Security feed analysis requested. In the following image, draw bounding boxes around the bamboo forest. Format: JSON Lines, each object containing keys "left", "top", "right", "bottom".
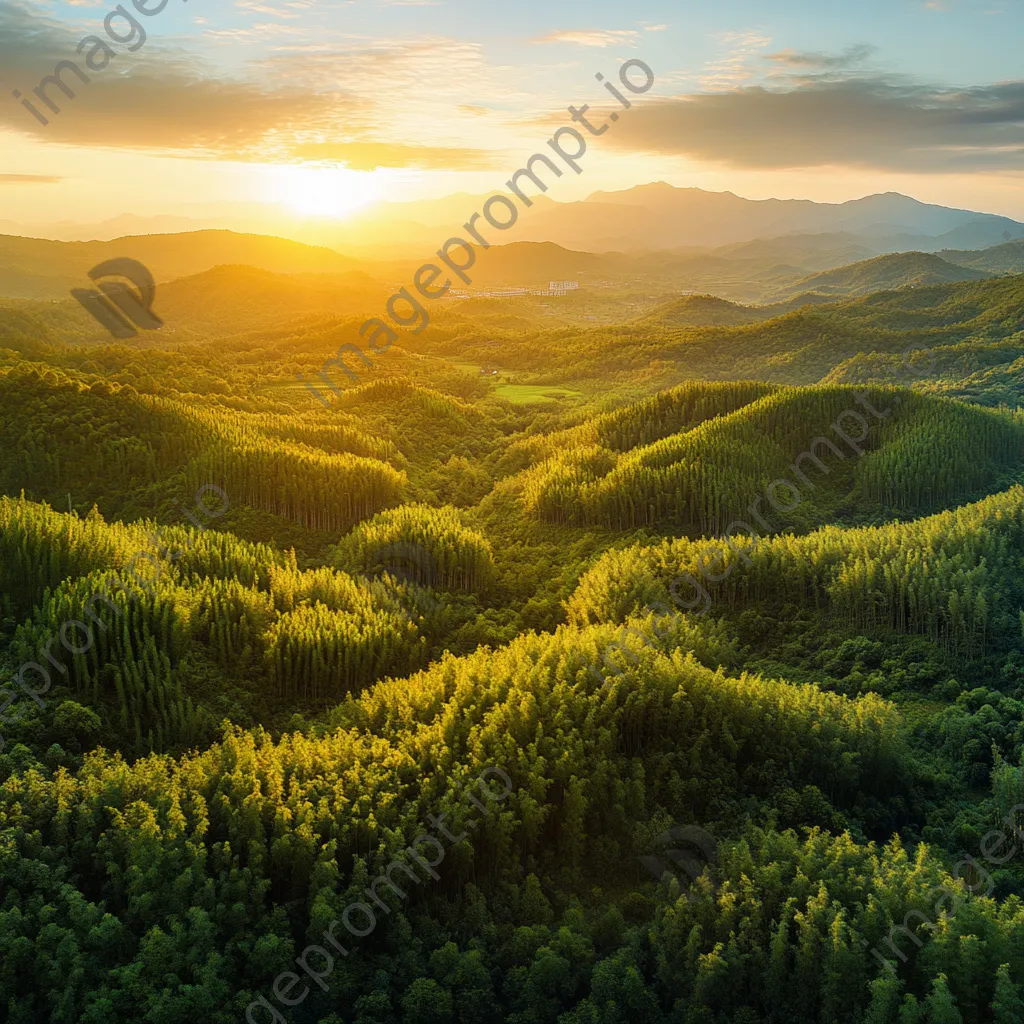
{"left": 7, "top": 186, "right": 1024, "bottom": 1024}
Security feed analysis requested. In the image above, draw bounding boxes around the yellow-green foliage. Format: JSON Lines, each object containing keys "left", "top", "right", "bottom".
{"left": 520, "top": 386, "right": 1024, "bottom": 531}
{"left": 856, "top": 401, "right": 1024, "bottom": 507}
{"left": 6, "top": 277, "right": 1024, "bottom": 1022}
{"left": 2, "top": 498, "right": 430, "bottom": 744}
{"left": 221, "top": 409, "right": 402, "bottom": 463}
{"left": 569, "top": 484, "right": 1024, "bottom": 657}
{"left": 335, "top": 379, "right": 480, "bottom": 422}
{"left": 334, "top": 503, "right": 495, "bottom": 592}
{"left": 0, "top": 494, "right": 286, "bottom": 617}
{"left": 0, "top": 620, "right": 904, "bottom": 895}
{"left": 499, "top": 380, "right": 777, "bottom": 476}
{"left": 164, "top": 397, "right": 408, "bottom": 530}
{"left": 0, "top": 496, "right": 124, "bottom": 617}
{"left": 184, "top": 437, "right": 405, "bottom": 533}
{"left": 264, "top": 601, "right": 420, "bottom": 699}
{"left": 0, "top": 369, "right": 407, "bottom": 532}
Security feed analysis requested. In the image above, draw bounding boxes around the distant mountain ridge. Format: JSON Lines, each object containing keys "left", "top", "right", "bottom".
{"left": 494, "top": 184, "right": 1024, "bottom": 253}
{"left": 2, "top": 184, "right": 1022, "bottom": 258}
{"left": 0, "top": 230, "right": 362, "bottom": 300}
{"left": 2, "top": 202, "right": 1024, "bottom": 311}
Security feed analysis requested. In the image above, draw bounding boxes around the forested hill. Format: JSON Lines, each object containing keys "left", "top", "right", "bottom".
{"left": 497, "top": 385, "right": 1024, "bottom": 533}
{"left": 773, "top": 251, "right": 993, "bottom": 300}
{"left": 4, "top": 243, "right": 1024, "bottom": 1022}
{"left": 406, "top": 270, "right": 1024, "bottom": 397}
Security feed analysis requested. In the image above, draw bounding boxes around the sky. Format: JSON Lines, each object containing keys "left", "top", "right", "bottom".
{"left": 2, "top": 0, "right": 1024, "bottom": 230}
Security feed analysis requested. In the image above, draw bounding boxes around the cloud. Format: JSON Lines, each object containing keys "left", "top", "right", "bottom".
{"left": 766, "top": 44, "right": 877, "bottom": 70}
{"left": 254, "top": 35, "right": 513, "bottom": 123}
{"left": 700, "top": 30, "right": 772, "bottom": 90}
{"left": 0, "top": 1, "right": 369, "bottom": 157}
{"left": 235, "top": 0, "right": 300, "bottom": 18}
{"left": 290, "top": 141, "right": 498, "bottom": 170}
{"left": 0, "top": 173, "right": 62, "bottom": 183}
{"left": 534, "top": 29, "right": 638, "bottom": 47}
{"left": 0, "top": 1, "right": 525, "bottom": 161}
{"left": 602, "top": 75, "right": 1024, "bottom": 173}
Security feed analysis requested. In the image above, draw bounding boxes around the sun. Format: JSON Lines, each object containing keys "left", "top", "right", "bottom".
{"left": 267, "top": 164, "right": 383, "bottom": 219}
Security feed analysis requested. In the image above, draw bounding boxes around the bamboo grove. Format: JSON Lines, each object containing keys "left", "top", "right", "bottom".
{"left": 520, "top": 387, "right": 1024, "bottom": 532}
{"left": 0, "top": 497, "right": 436, "bottom": 754}
{"left": 3, "top": 616, "right": 1022, "bottom": 1023}
{"left": 333, "top": 504, "right": 495, "bottom": 593}
{"left": 568, "top": 485, "right": 1024, "bottom": 659}
{"left": 6, "top": 271, "right": 1024, "bottom": 1023}
{"left": 0, "top": 367, "right": 409, "bottom": 533}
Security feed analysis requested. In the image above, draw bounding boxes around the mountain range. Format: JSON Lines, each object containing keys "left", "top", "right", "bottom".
{"left": 3, "top": 229, "right": 1022, "bottom": 314}
{"left": 4, "top": 184, "right": 1023, "bottom": 259}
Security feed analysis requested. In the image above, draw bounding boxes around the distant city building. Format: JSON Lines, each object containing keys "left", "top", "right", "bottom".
{"left": 446, "top": 284, "right": 579, "bottom": 298}
{"left": 446, "top": 288, "right": 529, "bottom": 298}
{"left": 548, "top": 280, "right": 580, "bottom": 295}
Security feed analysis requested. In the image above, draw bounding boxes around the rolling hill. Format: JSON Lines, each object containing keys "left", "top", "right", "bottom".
{"left": 942, "top": 235, "right": 1024, "bottom": 275}
{"left": 500, "top": 383, "right": 1024, "bottom": 534}
{"left": 0, "top": 230, "right": 364, "bottom": 300}
{"left": 634, "top": 294, "right": 774, "bottom": 327}
{"left": 773, "top": 251, "right": 993, "bottom": 300}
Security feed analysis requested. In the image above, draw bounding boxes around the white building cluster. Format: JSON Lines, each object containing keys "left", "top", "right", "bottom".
{"left": 447, "top": 281, "right": 581, "bottom": 299}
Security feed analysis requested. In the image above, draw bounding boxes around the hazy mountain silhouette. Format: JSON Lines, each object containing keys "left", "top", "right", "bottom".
{"left": 500, "top": 184, "right": 1024, "bottom": 252}
{"left": 4, "top": 185, "right": 1021, "bottom": 259}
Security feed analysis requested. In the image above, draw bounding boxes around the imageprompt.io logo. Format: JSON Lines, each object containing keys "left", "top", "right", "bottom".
{"left": 72, "top": 258, "right": 163, "bottom": 339}
{"left": 639, "top": 824, "right": 718, "bottom": 903}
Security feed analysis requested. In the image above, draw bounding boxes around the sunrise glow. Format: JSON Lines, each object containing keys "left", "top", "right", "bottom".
{"left": 268, "top": 165, "right": 384, "bottom": 220}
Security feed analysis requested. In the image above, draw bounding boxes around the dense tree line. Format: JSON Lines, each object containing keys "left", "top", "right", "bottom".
{"left": 568, "top": 485, "right": 1024, "bottom": 659}
{"left": 0, "top": 619, "right": 920, "bottom": 1022}
{"left": 521, "top": 387, "right": 1024, "bottom": 532}
{"left": 334, "top": 504, "right": 495, "bottom": 593}
{"left": 0, "top": 498, "right": 449, "bottom": 753}
{"left": 263, "top": 600, "right": 420, "bottom": 700}
{"left": 0, "top": 367, "right": 408, "bottom": 532}
{"left": 184, "top": 441, "right": 404, "bottom": 533}
{"left": 856, "top": 402, "right": 1023, "bottom": 510}
{"left": 496, "top": 381, "right": 777, "bottom": 478}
